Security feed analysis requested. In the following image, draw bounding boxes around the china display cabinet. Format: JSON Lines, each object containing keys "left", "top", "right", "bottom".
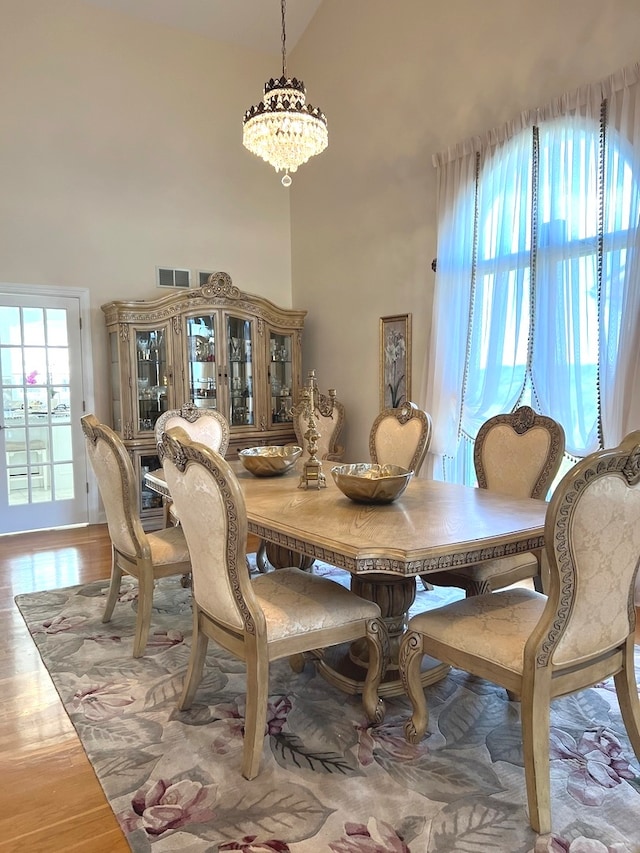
{"left": 102, "top": 272, "right": 306, "bottom": 527}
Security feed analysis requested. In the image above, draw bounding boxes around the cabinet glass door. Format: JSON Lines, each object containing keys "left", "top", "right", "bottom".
{"left": 137, "top": 450, "right": 163, "bottom": 522}
{"left": 269, "top": 331, "right": 294, "bottom": 426}
{"left": 227, "top": 315, "right": 254, "bottom": 427}
{"left": 135, "top": 328, "right": 168, "bottom": 434}
{"left": 186, "top": 315, "right": 218, "bottom": 410}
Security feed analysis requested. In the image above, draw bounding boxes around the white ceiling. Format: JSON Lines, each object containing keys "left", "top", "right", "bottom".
{"left": 82, "top": 0, "right": 323, "bottom": 53}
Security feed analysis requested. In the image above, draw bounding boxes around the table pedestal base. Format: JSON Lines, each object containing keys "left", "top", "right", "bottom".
{"left": 260, "top": 551, "right": 449, "bottom": 697}
{"left": 319, "top": 573, "right": 449, "bottom": 698}
{"left": 317, "top": 645, "right": 449, "bottom": 699}
{"left": 255, "top": 541, "right": 315, "bottom": 573}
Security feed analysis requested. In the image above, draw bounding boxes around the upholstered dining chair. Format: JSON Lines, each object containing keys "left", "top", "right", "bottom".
{"left": 155, "top": 403, "right": 230, "bottom": 526}
{"left": 292, "top": 391, "right": 346, "bottom": 463}
{"left": 369, "top": 401, "right": 433, "bottom": 475}
{"left": 161, "top": 426, "right": 387, "bottom": 780}
{"left": 399, "top": 430, "right": 640, "bottom": 834}
{"left": 81, "top": 414, "right": 192, "bottom": 657}
{"left": 425, "top": 406, "right": 565, "bottom": 596}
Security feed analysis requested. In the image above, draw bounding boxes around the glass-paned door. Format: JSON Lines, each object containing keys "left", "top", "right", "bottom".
{"left": 269, "top": 331, "right": 294, "bottom": 426}
{"left": 186, "top": 315, "right": 218, "bottom": 411}
{"left": 0, "top": 292, "right": 88, "bottom": 534}
{"left": 227, "top": 315, "right": 254, "bottom": 427}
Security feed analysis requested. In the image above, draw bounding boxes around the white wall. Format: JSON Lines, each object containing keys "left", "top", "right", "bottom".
{"left": 0, "top": 0, "right": 293, "bottom": 422}
{"left": 290, "top": 0, "right": 640, "bottom": 459}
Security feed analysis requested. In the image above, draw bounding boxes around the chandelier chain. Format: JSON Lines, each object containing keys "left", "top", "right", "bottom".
{"left": 281, "top": 0, "right": 287, "bottom": 78}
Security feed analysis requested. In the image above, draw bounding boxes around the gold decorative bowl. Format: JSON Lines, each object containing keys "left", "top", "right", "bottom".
{"left": 331, "top": 463, "right": 413, "bottom": 504}
{"left": 238, "top": 445, "right": 302, "bottom": 477}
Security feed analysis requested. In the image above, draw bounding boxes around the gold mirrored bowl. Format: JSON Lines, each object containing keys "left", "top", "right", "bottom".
{"left": 331, "top": 463, "right": 413, "bottom": 503}
{"left": 238, "top": 445, "right": 302, "bottom": 477}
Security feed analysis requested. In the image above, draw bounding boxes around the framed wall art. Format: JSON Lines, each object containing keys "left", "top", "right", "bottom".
{"left": 379, "top": 313, "right": 411, "bottom": 410}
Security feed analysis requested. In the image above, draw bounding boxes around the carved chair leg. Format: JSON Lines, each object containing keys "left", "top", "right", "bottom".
{"left": 288, "top": 653, "right": 306, "bottom": 673}
{"left": 178, "top": 607, "right": 208, "bottom": 711}
{"left": 613, "top": 642, "right": 640, "bottom": 762}
{"left": 133, "top": 568, "right": 154, "bottom": 658}
{"left": 255, "top": 540, "right": 270, "bottom": 573}
{"left": 102, "top": 549, "right": 122, "bottom": 624}
{"left": 242, "top": 650, "right": 270, "bottom": 780}
{"left": 362, "top": 617, "right": 388, "bottom": 724}
{"left": 521, "top": 677, "right": 552, "bottom": 834}
{"left": 400, "top": 630, "right": 430, "bottom": 743}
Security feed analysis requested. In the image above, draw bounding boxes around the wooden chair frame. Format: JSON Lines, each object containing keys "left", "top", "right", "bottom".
{"left": 369, "top": 401, "right": 433, "bottom": 475}
{"left": 400, "top": 431, "right": 640, "bottom": 833}
{"left": 426, "top": 406, "right": 565, "bottom": 595}
{"left": 155, "top": 403, "right": 230, "bottom": 458}
{"left": 81, "top": 414, "right": 191, "bottom": 657}
{"left": 473, "top": 406, "right": 565, "bottom": 499}
{"left": 155, "top": 403, "right": 230, "bottom": 526}
{"left": 161, "top": 426, "right": 388, "bottom": 779}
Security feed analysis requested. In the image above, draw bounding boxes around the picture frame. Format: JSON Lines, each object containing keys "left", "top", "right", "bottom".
{"left": 379, "top": 313, "right": 411, "bottom": 410}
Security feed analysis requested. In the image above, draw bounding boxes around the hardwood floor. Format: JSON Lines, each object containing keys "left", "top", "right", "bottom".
{"left": 1, "top": 524, "right": 639, "bottom": 852}
{"left": 0, "top": 525, "right": 128, "bottom": 852}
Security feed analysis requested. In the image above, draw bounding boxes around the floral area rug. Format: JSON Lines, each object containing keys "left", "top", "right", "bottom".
{"left": 15, "top": 560, "right": 640, "bottom": 853}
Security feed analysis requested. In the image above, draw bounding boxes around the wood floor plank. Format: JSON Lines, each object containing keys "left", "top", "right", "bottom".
{"left": 1, "top": 808, "right": 129, "bottom": 853}
{"left": 0, "top": 743, "right": 110, "bottom": 823}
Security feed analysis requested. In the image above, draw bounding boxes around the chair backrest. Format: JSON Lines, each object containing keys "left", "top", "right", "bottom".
{"left": 155, "top": 404, "right": 230, "bottom": 458}
{"left": 530, "top": 431, "right": 640, "bottom": 669}
{"left": 474, "top": 406, "right": 565, "bottom": 499}
{"left": 293, "top": 393, "right": 346, "bottom": 461}
{"left": 369, "top": 402, "right": 433, "bottom": 474}
{"left": 160, "top": 426, "right": 263, "bottom": 635}
{"left": 81, "top": 414, "right": 145, "bottom": 559}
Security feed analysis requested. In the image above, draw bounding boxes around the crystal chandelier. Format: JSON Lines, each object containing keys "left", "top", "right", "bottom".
{"left": 242, "top": 0, "right": 328, "bottom": 187}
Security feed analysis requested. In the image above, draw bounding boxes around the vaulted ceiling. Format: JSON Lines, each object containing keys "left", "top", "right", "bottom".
{"left": 81, "top": 0, "right": 323, "bottom": 53}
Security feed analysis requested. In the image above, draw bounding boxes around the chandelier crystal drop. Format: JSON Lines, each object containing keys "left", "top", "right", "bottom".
{"left": 242, "top": 0, "right": 328, "bottom": 187}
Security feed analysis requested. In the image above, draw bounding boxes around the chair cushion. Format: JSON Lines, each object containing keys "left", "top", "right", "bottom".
{"left": 408, "top": 588, "right": 546, "bottom": 675}
{"left": 454, "top": 552, "right": 538, "bottom": 583}
{"left": 146, "top": 526, "right": 191, "bottom": 565}
{"left": 253, "top": 568, "right": 381, "bottom": 641}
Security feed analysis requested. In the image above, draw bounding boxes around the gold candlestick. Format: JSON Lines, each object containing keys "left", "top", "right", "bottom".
{"left": 297, "top": 370, "right": 336, "bottom": 489}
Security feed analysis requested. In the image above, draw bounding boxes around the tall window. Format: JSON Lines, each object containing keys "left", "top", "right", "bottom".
{"left": 426, "top": 63, "right": 640, "bottom": 485}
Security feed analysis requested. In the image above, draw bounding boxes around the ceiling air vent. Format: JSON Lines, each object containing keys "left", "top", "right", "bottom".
{"left": 156, "top": 267, "right": 191, "bottom": 289}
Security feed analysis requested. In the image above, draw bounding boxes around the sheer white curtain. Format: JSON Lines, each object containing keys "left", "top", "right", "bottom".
{"left": 602, "top": 69, "right": 640, "bottom": 441}
{"left": 423, "top": 61, "right": 640, "bottom": 482}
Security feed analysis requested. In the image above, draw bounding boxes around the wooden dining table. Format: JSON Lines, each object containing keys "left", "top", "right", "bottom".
{"left": 146, "top": 458, "right": 548, "bottom": 697}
